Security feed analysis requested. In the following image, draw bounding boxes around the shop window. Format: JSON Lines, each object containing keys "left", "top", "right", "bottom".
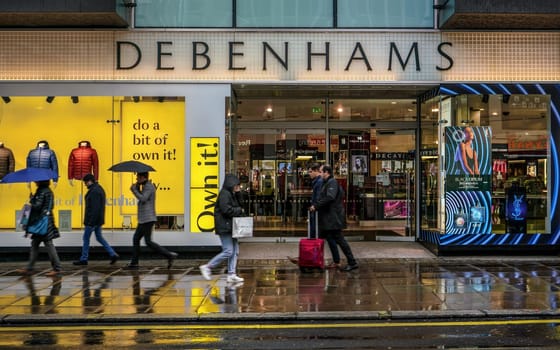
{"left": 0, "top": 96, "right": 185, "bottom": 232}
{"left": 421, "top": 94, "right": 550, "bottom": 234}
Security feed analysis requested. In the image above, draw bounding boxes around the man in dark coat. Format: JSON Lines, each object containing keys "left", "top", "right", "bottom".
{"left": 310, "top": 165, "right": 358, "bottom": 271}
{"left": 73, "top": 174, "right": 119, "bottom": 265}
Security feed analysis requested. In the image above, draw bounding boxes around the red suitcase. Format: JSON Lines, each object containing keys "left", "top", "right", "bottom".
{"left": 298, "top": 211, "right": 324, "bottom": 272}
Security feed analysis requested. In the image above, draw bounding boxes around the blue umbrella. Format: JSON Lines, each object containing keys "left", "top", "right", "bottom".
{"left": 0, "top": 167, "right": 58, "bottom": 183}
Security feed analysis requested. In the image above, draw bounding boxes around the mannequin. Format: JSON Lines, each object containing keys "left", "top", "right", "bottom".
{"left": 68, "top": 140, "right": 99, "bottom": 185}
{"left": 26, "top": 140, "right": 59, "bottom": 182}
{"left": 0, "top": 142, "right": 15, "bottom": 180}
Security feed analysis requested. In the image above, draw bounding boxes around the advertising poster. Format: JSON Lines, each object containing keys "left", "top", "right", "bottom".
{"left": 122, "top": 101, "right": 185, "bottom": 216}
{"left": 444, "top": 126, "right": 492, "bottom": 234}
{"left": 505, "top": 185, "right": 527, "bottom": 234}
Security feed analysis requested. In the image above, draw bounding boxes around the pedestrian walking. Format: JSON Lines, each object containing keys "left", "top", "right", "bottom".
{"left": 310, "top": 165, "right": 358, "bottom": 271}
{"left": 73, "top": 174, "right": 119, "bottom": 266}
{"left": 199, "top": 174, "right": 245, "bottom": 283}
{"left": 17, "top": 180, "right": 62, "bottom": 276}
{"left": 125, "top": 172, "right": 177, "bottom": 269}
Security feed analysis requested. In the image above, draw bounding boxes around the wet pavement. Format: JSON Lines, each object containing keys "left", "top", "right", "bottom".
{"left": 1, "top": 241, "right": 560, "bottom": 324}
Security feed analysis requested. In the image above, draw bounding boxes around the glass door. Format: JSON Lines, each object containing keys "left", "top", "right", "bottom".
{"left": 232, "top": 127, "right": 326, "bottom": 236}
{"left": 329, "top": 128, "right": 416, "bottom": 239}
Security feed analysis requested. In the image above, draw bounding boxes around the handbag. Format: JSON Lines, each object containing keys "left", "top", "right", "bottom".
{"left": 232, "top": 216, "right": 253, "bottom": 238}
{"left": 27, "top": 216, "right": 49, "bottom": 235}
{"left": 26, "top": 196, "right": 52, "bottom": 236}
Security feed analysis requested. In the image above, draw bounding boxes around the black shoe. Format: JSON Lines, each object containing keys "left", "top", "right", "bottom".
{"left": 125, "top": 263, "right": 139, "bottom": 270}
{"left": 341, "top": 264, "right": 358, "bottom": 272}
{"left": 110, "top": 254, "right": 120, "bottom": 265}
{"left": 167, "top": 252, "right": 178, "bottom": 269}
{"left": 73, "top": 260, "right": 88, "bottom": 266}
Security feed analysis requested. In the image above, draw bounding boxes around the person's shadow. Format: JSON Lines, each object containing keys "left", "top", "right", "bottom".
{"left": 132, "top": 271, "right": 176, "bottom": 344}
{"left": 22, "top": 275, "right": 61, "bottom": 346}
{"left": 81, "top": 272, "right": 112, "bottom": 345}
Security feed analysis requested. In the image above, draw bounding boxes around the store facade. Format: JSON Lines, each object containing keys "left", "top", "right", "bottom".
{"left": 0, "top": 30, "right": 558, "bottom": 253}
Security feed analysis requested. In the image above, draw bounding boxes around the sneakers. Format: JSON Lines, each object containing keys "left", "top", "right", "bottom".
{"left": 110, "top": 254, "right": 120, "bottom": 265}
{"left": 199, "top": 264, "right": 212, "bottom": 280}
{"left": 73, "top": 260, "right": 88, "bottom": 266}
{"left": 226, "top": 274, "right": 244, "bottom": 283}
{"left": 167, "top": 252, "right": 178, "bottom": 269}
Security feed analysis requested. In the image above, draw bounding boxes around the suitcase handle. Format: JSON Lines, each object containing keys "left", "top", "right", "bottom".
{"left": 307, "top": 210, "right": 319, "bottom": 239}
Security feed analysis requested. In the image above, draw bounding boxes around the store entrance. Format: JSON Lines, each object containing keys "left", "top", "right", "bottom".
{"left": 232, "top": 124, "right": 416, "bottom": 240}
{"left": 229, "top": 85, "right": 425, "bottom": 240}
{"left": 329, "top": 127, "right": 416, "bottom": 240}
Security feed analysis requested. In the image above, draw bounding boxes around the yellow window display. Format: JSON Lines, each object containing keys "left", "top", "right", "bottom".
{"left": 0, "top": 96, "right": 185, "bottom": 230}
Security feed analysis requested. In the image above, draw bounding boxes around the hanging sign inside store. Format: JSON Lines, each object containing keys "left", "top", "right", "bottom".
{"left": 444, "top": 126, "right": 493, "bottom": 234}
{"left": 190, "top": 137, "right": 220, "bottom": 232}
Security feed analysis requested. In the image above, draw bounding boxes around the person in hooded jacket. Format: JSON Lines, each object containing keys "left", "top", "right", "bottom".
{"left": 199, "top": 174, "right": 245, "bottom": 283}
{"left": 16, "top": 180, "right": 62, "bottom": 276}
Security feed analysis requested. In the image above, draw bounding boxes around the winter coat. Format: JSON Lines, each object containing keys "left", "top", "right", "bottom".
{"left": 214, "top": 174, "right": 244, "bottom": 235}
{"left": 68, "top": 141, "right": 99, "bottom": 180}
{"left": 311, "top": 176, "right": 323, "bottom": 205}
{"left": 0, "top": 145, "right": 15, "bottom": 179}
{"left": 26, "top": 185, "right": 59, "bottom": 241}
{"left": 26, "top": 141, "right": 59, "bottom": 181}
{"left": 84, "top": 182, "right": 106, "bottom": 226}
{"left": 314, "top": 175, "right": 346, "bottom": 231}
{"left": 130, "top": 179, "right": 157, "bottom": 224}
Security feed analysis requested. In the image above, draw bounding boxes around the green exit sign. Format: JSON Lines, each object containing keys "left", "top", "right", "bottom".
{"left": 312, "top": 107, "right": 322, "bottom": 113}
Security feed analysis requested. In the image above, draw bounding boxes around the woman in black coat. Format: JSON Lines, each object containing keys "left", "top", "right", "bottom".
{"left": 17, "top": 180, "right": 62, "bottom": 276}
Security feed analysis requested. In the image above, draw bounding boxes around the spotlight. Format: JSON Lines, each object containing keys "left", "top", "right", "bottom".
{"left": 71, "top": 96, "right": 79, "bottom": 104}
{"left": 132, "top": 96, "right": 140, "bottom": 103}
{"left": 46, "top": 96, "right": 55, "bottom": 103}
{"left": 157, "top": 97, "right": 164, "bottom": 103}
{"left": 1, "top": 96, "right": 10, "bottom": 103}
{"left": 481, "top": 94, "right": 489, "bottom": 103}
{"left": 502, "top": 95, "right": 510, "bottom": 104}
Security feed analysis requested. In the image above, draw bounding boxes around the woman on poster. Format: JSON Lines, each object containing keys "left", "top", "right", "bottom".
{"left": 455, "top": 127, "right": 479, "bottom": 175}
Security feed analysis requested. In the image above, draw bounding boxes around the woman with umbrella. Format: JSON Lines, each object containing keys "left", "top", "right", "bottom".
{"left": 17, "top": 179, "right": 62, "bottom": 276}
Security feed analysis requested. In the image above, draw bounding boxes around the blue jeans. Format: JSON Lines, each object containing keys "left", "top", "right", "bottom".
{"left": 207, "top": 233, "right": 239, "bottom": 275}
{"left": 79, "top": 225, "right": 117, "bottom": 261}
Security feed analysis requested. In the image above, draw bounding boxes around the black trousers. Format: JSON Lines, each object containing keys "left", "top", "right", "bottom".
{"left": 130, "top": 221, "right": 173, "bottom": 264}
{"left": 322, "top": 229, "right": 356, "bottom": 266}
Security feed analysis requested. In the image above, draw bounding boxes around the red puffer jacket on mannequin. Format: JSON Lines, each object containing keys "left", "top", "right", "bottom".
{"left": 68, "top": 141, "right": 99, "bottom": 180}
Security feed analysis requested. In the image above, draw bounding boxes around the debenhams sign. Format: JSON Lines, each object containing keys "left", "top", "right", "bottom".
{"left": 112, "top": 32, "right": 452, "bottom": 81}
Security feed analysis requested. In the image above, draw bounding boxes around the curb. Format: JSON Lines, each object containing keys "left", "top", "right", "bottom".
{"left": 3, "top": 309, "right": 560, "bottom": 326}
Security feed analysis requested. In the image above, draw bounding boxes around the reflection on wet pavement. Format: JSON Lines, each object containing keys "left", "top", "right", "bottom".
{"left": 1, "top": 258, "right": 560, "bottom": 317}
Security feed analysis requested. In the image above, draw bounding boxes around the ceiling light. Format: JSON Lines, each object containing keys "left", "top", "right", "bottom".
{"left": 46, "top": 96, "right": 55, "bottom": 103}
{"left": 71, "top": 96, "right": 79, "bottom": 104}
{"left": 2, "top": 96, "right": 10, "bottom": 103}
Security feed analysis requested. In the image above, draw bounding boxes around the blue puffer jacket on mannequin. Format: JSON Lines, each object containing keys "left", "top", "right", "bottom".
{"left": 26, "top": 140, "right": 59, "bottom": 181}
